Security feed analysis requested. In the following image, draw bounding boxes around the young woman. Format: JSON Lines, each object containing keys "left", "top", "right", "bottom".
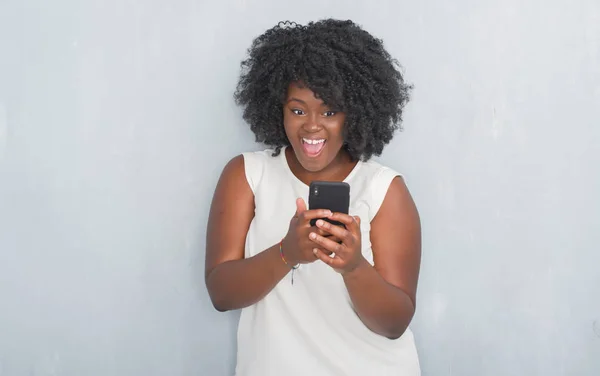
{"left": 205, "top": 19, "right": 421, "bottom": 375}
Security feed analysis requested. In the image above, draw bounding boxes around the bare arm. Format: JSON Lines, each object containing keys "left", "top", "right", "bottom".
{"left": 204, "top": 155, "right": 291, "bottom": 311}
{"left": 343, "top": 176, "right": 421, "bottom": 339}
{"left": 311, "top": 176, "right": 421, "bottom": 339}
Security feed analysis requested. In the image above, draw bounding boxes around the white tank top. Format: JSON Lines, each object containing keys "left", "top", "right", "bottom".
{"left": 236, "top": 147, "right": 420, "bottom": 376}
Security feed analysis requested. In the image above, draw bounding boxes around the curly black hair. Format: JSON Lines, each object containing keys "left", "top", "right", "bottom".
{"left": 234, "top": 19, "right": 412, "bottom": 161}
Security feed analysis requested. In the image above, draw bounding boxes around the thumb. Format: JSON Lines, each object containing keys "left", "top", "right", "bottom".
{"left": 295, "top": 198, "right": 307, "bottom": 216}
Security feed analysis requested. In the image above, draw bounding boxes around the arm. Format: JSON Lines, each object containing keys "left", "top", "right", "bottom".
{"left": 311, "top": 176, "right": 421, "bottom": 339}
{"left": 344, "top": 176, "right": 421, "bottom": 339}
{"left": 204, "top": 155, "right": 291, "bottom": 312}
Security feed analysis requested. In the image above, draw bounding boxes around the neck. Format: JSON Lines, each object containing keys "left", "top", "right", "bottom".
{"left": 285, "top": 146, "right": 357, "bottom": 185}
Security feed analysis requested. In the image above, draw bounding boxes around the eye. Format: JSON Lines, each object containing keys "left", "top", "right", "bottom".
{"left": 291, "top": 109, "right": 305, "bottom": 116}
{"left": 324, "top": 111, "right": 337, "bottom": 117}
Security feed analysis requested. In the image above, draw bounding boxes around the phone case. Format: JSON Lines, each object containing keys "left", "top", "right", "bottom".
{"left": 308, "top": 181, "right": 350, "bottom": 227}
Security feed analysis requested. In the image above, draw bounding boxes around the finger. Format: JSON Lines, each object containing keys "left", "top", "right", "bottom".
{"left": 317, "top": 229, "right": 342, "bottom": 244}
{"left": 299, "top": 209, "right": 333, "bottom": 222}
{"left": 315, "top": 219, "right": 350, "bottom": 241}
{"left": 317, "top": 227, "right": 341, "bottom": 237}
{"left": 313, "top": 248, "right": 344, "bottom": 269}
{"left": 295, "top": 198, "right": 307, "bottom": 217}
{"left": 316, "top": 229, "right": 341, "bottom": 244}
{"left": 329, "top": 213, "right": 361, "bottom": 234}
{"left": 326, "top": 235, "right": 343, "bottom": 244}
{"left": 309, "top": 231, "right": 343, "bottom": 254}
{"left": 319, "top": 246, "right": 334, "bottom": 255}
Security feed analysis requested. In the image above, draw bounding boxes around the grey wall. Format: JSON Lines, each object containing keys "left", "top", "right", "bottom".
{"left": 1, "top": 0, "right": 599, "bottom": 375}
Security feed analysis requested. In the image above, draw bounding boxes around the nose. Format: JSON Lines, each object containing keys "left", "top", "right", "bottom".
{"left": 302, "top": 113, "right": 322, "bottom": 133}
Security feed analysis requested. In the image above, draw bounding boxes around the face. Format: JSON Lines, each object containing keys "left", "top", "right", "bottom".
{"left": 283, "top": 83, "right": 346, "bottom": 172}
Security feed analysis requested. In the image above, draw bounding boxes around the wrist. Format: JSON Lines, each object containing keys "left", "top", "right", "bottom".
{"left": 341, "top": 256, "right": 370, "bottom": 279}
{"left": 279, "top": 238, "right": 299, "bottom": 268}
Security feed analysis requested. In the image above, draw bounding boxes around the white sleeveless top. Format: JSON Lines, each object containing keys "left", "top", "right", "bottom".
{"left": 236, "top": 147, "right": 420, "bottom": 376}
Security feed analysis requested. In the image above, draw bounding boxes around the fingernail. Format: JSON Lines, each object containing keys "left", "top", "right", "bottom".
{"left": 313, "top": 248, "right": 318, "bottom": 255}
{"left": 309, "top": 233, "right": 317, "bottom": 240}
{"left": 316, "top": 220, "right": 323, "bottom": 227}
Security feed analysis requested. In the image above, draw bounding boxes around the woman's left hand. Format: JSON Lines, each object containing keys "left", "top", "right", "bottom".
{"left": 309, "top": 214, "right": 365, "bottom": 274}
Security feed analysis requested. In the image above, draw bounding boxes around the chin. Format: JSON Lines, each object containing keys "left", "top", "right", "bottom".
{"left": 291, "top": 143, "right": 339, "bottom": 173}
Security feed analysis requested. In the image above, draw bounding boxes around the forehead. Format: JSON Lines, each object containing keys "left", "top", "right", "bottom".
{"left": 286, "top": 82, "right": 325, "bottom": 105}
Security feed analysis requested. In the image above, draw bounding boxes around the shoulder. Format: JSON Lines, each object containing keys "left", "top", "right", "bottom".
{"left": 358, "top": 159, "right": 404, "bottom": 188}
{"left": 240, "top": 149, "right": 274, "bottom": 169}
{"left": 218, "top": 149, "right": 279, "bottom": 194}
{"left": 357, "top": 159, "right": 406, "bottom": 221}
{"left": 215, "top": 154, "right": 246, "bottom": 192}
{"left": 239, "top": 149, "right": 280, "bottom": 193}
{"left": 376, "top": 174, "right": 415, "bottom": 220}
{"left": 367, "top": 160, "right": 418, "bottom": 229}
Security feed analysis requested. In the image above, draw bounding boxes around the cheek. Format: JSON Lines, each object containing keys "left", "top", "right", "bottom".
{"left": 282, "top": 115, "right": 297, "bottom": 140}
{"left": 326, "top": 119, "right": 346, "bottom": 145}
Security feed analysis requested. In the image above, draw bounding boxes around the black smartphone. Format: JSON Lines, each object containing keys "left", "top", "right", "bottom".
{"left": 308, "top": 181, "right": 350, "bottom": 227}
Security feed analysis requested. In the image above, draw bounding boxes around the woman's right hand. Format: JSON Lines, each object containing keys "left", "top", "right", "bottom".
{"left": 281, "top": 198, "right": 333, "bottom": 265}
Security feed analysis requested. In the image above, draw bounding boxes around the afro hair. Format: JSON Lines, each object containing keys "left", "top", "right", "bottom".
{"left": 234, "top": 19, "right": 412, "bottom": 161}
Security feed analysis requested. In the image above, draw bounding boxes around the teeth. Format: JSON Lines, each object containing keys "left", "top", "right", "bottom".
{"left": 303, "top": 138, "right": 325, "bottom": 145}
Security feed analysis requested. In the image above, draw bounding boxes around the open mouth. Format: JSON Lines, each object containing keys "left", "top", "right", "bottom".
{"left": 301, "top": 137, "right": 326, "bottom": 157}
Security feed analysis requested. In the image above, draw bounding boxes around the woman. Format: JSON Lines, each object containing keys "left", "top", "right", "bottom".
{"left": 205, "top": 19, "right": 421, "bottom": 375}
